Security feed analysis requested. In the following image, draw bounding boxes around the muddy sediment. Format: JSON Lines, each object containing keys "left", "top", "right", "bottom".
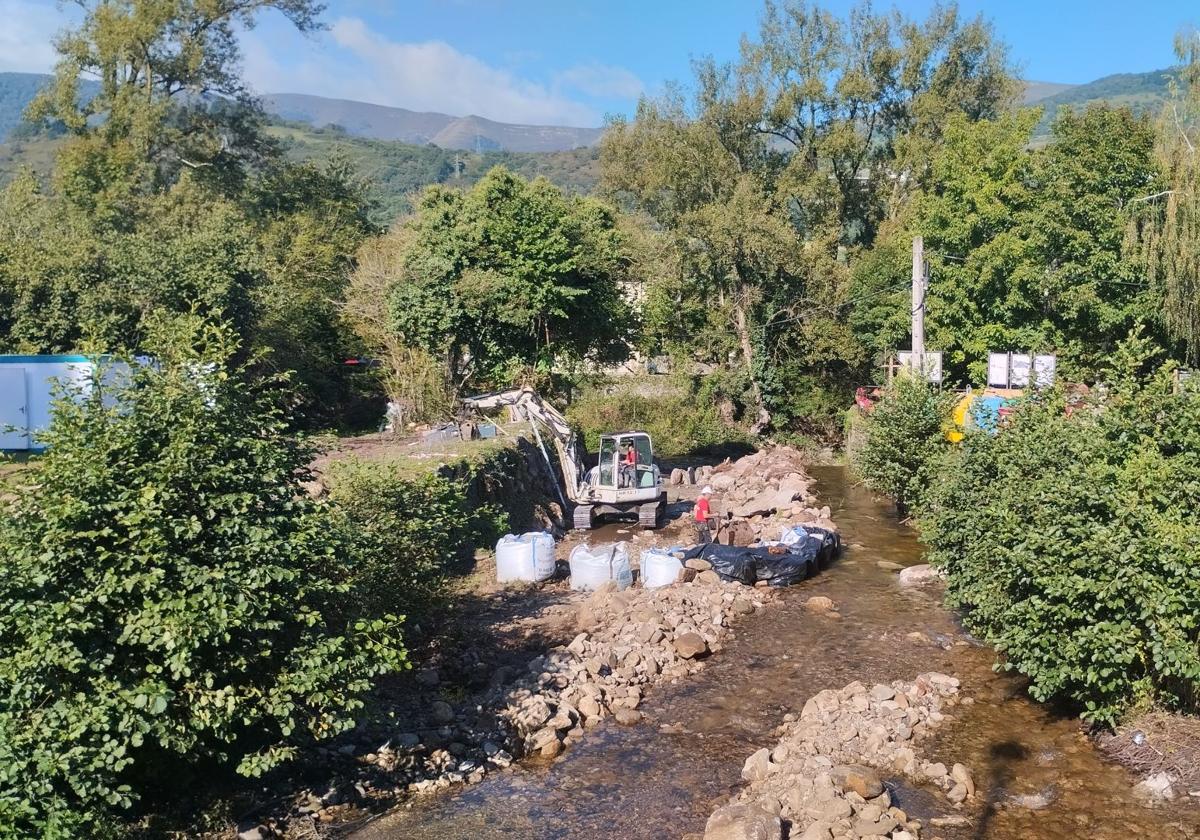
{"left": 353, "top": 466, "right": 1200, "bottom": 840}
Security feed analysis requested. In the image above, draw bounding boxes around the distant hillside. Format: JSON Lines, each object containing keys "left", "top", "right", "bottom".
{"left": 0, "top": 72, "right": 101, "bottom": 140}
{"left": 0, "top": 121, "right": 600, "bottom": 225}
{"left": 268, "top": 124, "right": 600, "bottom": 223}
{"left": 1021, "top": 80, "right": 1076, "bottom": 104}
{"left": 1026, "top": 67, "right": 1179, "bottom": 139}
{"left": 0, "top": 75, "right": 605, "bottom": 152}
{"left": 263, "top": 92, "right": 603, "bottom": 153}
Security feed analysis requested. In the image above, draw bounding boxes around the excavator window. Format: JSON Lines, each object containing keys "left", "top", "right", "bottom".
{"left": 598, "top": 437, "right": 616, "bottom": 487}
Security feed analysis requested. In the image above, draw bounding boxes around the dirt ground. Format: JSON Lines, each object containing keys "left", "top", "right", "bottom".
{"left": 1095, "top": 709, "right": 1200, "bottom": 798}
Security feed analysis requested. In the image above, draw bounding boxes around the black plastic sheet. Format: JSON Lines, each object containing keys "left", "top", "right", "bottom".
{"left": 682, "top": 530, "right": 839, "bottom": 587}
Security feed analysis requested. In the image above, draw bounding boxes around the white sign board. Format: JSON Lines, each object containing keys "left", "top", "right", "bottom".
{"left": 1033, "top": 355, "right": 1056, "bottom": 388}
{"left": 986, "top": 352, "right": 1056, "bottom": 389}
{"left": 897, "top": 351, "right": 943, "bottom": 384}
{"left": 1010, "top": 354, "right": 1031, "bottom": 387}
{"left": 987, "top": 353, "right": 1009, "bottom": 387}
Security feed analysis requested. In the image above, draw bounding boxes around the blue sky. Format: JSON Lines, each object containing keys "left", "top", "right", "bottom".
{"left": 1, "top": 0, "right": 1196, "bottom": 126}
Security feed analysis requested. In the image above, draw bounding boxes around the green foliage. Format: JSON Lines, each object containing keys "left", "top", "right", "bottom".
{"left": 245, "top": 154, "right": 380, "bottom": 426}
{"left": 924, "top": 332, "right": 1200, "bottom": 724}
{"left": 383, "top": 167, "right": 634, "bottom": 392}
{"left": 567, "top": 378, "right": 752, "bottom": 458}
{"left": 324, "top": 459, "right": 506, "bottom": 626}
{"left": 852, "top": 376, "right": 955, "bottom": 515}
{"left": 0, "top": 157, "right": 379, "bottom": 427}
{"left": 856, "top": 104, "right": 1165, "bottom": 384}
{"left": 1127, "top": 31, "right": 1200, "bottom": 365}
{"left": 602, "top": 0, "right": 1014, "bottom": 434}
{"left": 0, "top": 324, "right": 406, "bottom": 835}
{"left": 0, "top": 172, "right": 258, "bottom": 355}
{"left": 27, "top": 0, "right": 323, "bottom": 217}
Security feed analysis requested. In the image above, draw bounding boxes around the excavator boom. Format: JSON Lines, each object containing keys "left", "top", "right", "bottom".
{"left": 462, "top": 388, "right": 584, "bottom": 503}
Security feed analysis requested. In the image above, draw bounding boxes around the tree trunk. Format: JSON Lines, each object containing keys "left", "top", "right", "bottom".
{"left": 730, "top": 280, "right": 771, "bottom": 435}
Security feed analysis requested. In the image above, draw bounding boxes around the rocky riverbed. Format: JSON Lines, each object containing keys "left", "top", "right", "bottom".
{"left": 700, "top": 674, "right": 972, "bottom": 840}
{"left": 351, "top": 465, "right": 1200, "bottom": 840}
{"left": 240, "top": 448, "right": 837, "bottom": 838}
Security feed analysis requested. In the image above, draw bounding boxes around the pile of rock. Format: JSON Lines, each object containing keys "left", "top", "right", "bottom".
{"left": 705, "top": 447, "right": 837, "bottom": 545}
{"left": 501, "top": 572, "right": 770, "bottom": 760}
{"left": 703, "top": 674, "right": 974, "bottom": 840}
{"left": 669, "top": 465, "right": 716, "bottom": 486}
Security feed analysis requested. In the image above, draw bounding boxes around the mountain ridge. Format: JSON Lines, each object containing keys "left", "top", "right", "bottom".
{"left": 263, "top": 92, "right": 604, "bottom": 153}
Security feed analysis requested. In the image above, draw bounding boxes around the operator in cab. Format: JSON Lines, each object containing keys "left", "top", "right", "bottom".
{"left": 621, "top": 440, "right": 638, "bottom": 487}
{"left": 694, "top": 485, "right": 714, "bottom": 544}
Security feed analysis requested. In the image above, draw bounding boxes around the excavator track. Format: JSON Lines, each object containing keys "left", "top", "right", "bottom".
{"left": 638, "top": 496, "right": 666, "bottom": 529}
{"left": 573, "top": 504, "right": 595, "bottom": 530}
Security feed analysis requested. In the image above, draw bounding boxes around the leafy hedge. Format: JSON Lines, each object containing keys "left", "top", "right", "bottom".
{"left": 567, "top": 380, "right": 752, "bottom": 458}
{"left": 325, "top": 458, "right": 506, "bottom": 627}
{"left": 0, "top": 329, "right": 407, "bottom": 836}
{"left": 852, "top": 376, "right": 956, "bottom": 515}
{"left": 923, "top": 336, "right": 1200, "bottom": 724}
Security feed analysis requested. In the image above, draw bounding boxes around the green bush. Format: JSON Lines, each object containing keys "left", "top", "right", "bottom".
{"left": 325, "top": 459, "right": 506, "bottom": 625}
{"left": 852, "top": 376, "right": 956, "bottom": 515}
{"left": 567, "top": 380, "right": 751, "bottom": 458}
{"left": 0, "top": 327, "right": 406, "bottom": 836}
{"left": 923, "top": 335, "right": 1200, "bottom": 724}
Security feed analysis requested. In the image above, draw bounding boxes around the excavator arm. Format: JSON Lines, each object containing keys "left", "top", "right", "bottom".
{"left": 462, "top": 388, "right": 586, "bottom": 504}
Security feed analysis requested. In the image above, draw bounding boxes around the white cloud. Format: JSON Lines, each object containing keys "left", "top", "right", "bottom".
{"left": 325, "top": 17, "right": 600, "bottom": 126}
{"left": 556, "top": 62, "right": 644, "bottom": 99}
{"left": 240, "top": 17, "right": 643, "bottom": 128}
{"left": 0, "top": 0, "right": 71, "bottom": 73}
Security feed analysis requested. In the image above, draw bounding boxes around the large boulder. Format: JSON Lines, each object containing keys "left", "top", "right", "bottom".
{"left": 704, "top": 804, "right": 782, "bottom": 840}
{"left": 741, "top": 748, "right": 773, "bottom": 782}
{"left": 897, "top": 564, "right": 944, "bottom": 587}
{"left": 831, "top": 764, "right": 883, "bottom": 799}
{"left": 674, "top": 632, "right": 709, "bottom": 659}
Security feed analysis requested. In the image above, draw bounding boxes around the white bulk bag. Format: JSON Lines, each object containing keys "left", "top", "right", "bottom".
{"left": 568, "top": 542, "right": 632, "bottom": 591}
{"left": 496, "top": 532, "right": 559, "bottom": 582}
{"left": 640, "top": 548, "right": 683, "bottom": 588}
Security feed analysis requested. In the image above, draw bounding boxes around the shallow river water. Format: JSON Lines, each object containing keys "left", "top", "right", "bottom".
{"left": 353, "top": 467, "right": 1199, "bottom": 840}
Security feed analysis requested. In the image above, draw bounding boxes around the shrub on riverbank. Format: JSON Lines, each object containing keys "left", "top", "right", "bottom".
{"left": 0, "top": 329, "right": 407, "bottom": 836}
{"left": 851, "top": 376, "right": 956, "bottom": 515}
{"left": 568, "top": 378, "right": 753, "bottom": 458}
{"left": 923, "top": 335, "right": 1200, "bottom": 725}
{"left": 325, "top": 459, "right": 506, "bottom": 626}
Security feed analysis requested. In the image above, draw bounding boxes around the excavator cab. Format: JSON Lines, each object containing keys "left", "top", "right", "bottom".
{"left": 575, "top": 431, "right": 666, "bottom": 530}
{"left": 596, "top": 433, "right": 655, "bottom": 489}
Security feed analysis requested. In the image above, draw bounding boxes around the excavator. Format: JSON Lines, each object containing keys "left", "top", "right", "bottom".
{"left": 462, "top": 388, "right": 667, "bottom": 530}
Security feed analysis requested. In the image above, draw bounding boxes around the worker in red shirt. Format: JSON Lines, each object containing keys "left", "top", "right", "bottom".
{"left": 694, "top": 485, "right": 714, "bottom": 544}
{"left": 621, "top": 441, "right": 638, "bottom": 487}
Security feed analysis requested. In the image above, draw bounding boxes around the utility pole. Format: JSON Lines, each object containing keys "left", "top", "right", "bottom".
{"left": 911, "top": 236, "right": 926, "bottom": 378}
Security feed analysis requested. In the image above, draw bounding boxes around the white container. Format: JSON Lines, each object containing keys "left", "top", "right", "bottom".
{"left": 569, "top": 543, "right": 633, "bottom": 591}
{"left": 496, "top": 532, "right": 558, "bottom": 583}
{"left": 640, "top": 549, "right": 683, "bottom": 588}
{"left": 525, "top": 531, "right": 557, "bottom": 581}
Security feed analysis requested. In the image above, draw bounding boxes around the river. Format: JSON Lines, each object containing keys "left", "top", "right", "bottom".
{"left": 351, "top": 466, "right": 1198, "bottom": 839}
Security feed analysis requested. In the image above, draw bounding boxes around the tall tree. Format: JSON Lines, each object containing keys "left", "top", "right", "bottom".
{"left": 854, "top": 106, "right": 1161, "bottom": 383}
{"left": 362, "top": 167, "right": 634, "bottom": 399}
{"left": 28, "top": 0, "right": 324, "bottom": 223}
{"left": 1127, "top": 28, "right": 1200, "bottom": 364}
{"left": 603, "top": 0, "right": 1014, "bottom": 432}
